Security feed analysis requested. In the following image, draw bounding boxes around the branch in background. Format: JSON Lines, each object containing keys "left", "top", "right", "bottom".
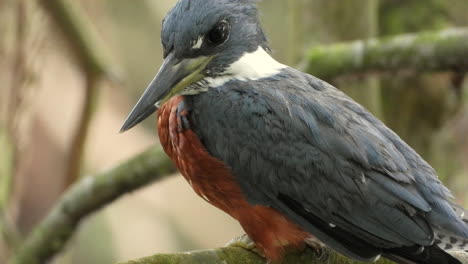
{"left": 10, "top": 147, "right": 176, "bottom": 264}
{"left": 64, "top": 73, "right": 101, "bottom": 187}
{"left": 1, "top": 0, "right": 44, "bottom": 258}
{"left": 301, "top": 27, "right": 468, "bottom": 80}
{"left": 39, "top": 0, "right": 121, "bottom": 187}
{"left": 39, "top": 0, "right": 118, "bottom": 79}
{"left": 0, "top": 0, "right": 27, "bottom": 228}
{"left": 0, "top": 132, "right": 15, "bottom": 245}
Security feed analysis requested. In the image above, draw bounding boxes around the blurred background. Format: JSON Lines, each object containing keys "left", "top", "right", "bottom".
{"left": 1, "top": 0, "right": 467, "bottom": 263}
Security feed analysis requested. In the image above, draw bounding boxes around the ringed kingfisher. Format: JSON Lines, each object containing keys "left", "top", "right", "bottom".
{"left": 121, "top": 0, "right": 468, "bottom": 263}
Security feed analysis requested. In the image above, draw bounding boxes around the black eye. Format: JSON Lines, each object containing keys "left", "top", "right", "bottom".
{"left": 207, "top": 20, "right": 230, "bottom": 46}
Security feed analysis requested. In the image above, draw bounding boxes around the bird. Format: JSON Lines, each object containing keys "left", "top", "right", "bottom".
{"left": 120, "top": 0, "right": 468, "bottom": 263}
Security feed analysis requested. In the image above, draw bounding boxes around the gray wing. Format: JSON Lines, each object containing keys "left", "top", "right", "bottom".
{"left": 189, "top": 69, "right": 468, "bottom": 260}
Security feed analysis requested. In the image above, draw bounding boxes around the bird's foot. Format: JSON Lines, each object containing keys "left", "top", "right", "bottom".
{"left": 305, "top": 237, "right": 326, "bottom": 258}
{"left": 226, "top": 234, "right": 265, "bottom": 258}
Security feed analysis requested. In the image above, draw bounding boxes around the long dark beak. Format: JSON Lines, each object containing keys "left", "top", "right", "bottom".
{"left": 120, "top": 53, "right": 211, "bottom": 133}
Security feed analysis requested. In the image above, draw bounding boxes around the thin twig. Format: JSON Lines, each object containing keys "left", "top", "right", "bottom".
{"left": 64, "top": 73, "right": 101, "bottom": 188}
{"left": 39, "top": 0, "right": 118, "bottom": 79}
{"left": 1, "top": 0, "right": 37, "bottom": 257}
{"left": 38, "top": 0, "right": 119, "bottom": 188}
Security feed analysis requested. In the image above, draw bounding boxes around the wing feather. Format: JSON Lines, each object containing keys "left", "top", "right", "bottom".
{"left": 188, "top": 68, "right": 468, "bottom": 256}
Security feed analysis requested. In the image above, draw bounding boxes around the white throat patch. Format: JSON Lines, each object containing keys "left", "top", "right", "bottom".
{"left": 205, "top": 46, "right": 287, "bottom": 87}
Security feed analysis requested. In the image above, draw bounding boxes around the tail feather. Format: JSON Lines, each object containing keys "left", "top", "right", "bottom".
{"left": 435, "top": 231, "right": 468, "bottom": 252}
{"left": 436, "top": 205, "right": 468, "bottom": 252}
{"left": 383, "top": 204, "right": 468, "bottom": 263}
{"left": 383, "top": 245, "right": 461, "bottom": 264}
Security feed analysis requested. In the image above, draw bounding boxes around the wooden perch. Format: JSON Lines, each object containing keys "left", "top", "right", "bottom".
{"left": 118, "top": 246, "right": 398, "bottom": 264}
{"left": 118, "top": 246, "right": 468, "bottom": 264}
{"left": 10, "top": 147, "right": 176, "bottom": 264}
{"left": 302, "top": 27, "right": 468, "bottom": 80}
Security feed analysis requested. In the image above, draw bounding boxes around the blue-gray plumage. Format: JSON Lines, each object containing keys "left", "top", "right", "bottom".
{"left": 187, "top": 66, "right": 468, "bottom": 260}
{"left": 121, "top": 0, "right": 468, "bottom": 263}
{"left": 186, "top": 67, "right": 468, "bottom": 261}
{"left": 162, "top": 0, "right": 268, "bottom": 64}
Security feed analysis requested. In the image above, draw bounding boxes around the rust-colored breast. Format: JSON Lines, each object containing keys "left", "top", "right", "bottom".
{"left": 157, "top": 96, "right": 309, "bottom": 260}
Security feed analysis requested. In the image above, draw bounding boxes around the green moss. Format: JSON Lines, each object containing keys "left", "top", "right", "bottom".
{"left": 303, "top": 28, "right": 468, "bottom": 81}
{"left": 118, "top": 247, "right": 399, "bottom": 264}
{"left": 305, "top": 43, "right": 357, "bottom": 80}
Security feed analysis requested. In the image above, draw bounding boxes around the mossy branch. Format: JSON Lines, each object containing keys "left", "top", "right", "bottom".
{"left": 302, "top": 27, "right": 468, "bottom": 80}
{"left": 118, "top": 247, "right": 468, "bottom": 264}
{"left": 117, "top": 246, "right": 396, "bottom": 264}
{"left": 10, "top": 147, "right": 176, "bottom": 264}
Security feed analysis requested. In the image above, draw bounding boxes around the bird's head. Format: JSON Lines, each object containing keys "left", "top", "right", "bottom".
{"left": 121, "top": 0, "right": 285, "bottom": 132}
